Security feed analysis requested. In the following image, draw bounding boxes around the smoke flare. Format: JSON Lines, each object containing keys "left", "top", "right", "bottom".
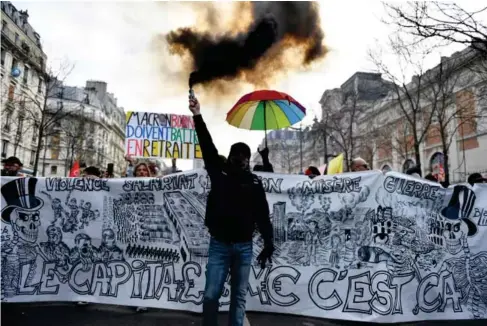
{"left": 165, "top": 1, "right": 327, "bottom": 90}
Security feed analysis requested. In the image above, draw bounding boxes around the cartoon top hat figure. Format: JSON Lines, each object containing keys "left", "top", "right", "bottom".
{"left": 1, "top": 178, "right": 44, "bottom": 223}
{"left": 440, "top": 185, "right": 477, "bottom": 236}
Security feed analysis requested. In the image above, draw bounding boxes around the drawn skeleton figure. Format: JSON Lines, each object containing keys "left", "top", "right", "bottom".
{"left": 69, "top": 233, "right": 99, "bottom": 272}
{"left": 1, "top": 178, "right": 44, "bottom": 298}
{"left": 98, "top": 229, "right": 123, "bottom": 262}
{"left": 63, "top": 194, "right": 79, "bottom": 233}
{"left": 439, "top": 185, "right": 487, "bottom": 319}
{"left": 39, "top": 225, "right": 70, "bottom": 282}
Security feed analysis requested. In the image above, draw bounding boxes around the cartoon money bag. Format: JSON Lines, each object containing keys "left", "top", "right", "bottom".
{"left": 1, "top": 178, "right": 44, "bottom": 298}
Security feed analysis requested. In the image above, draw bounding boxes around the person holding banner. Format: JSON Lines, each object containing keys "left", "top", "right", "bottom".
{"left": 189, "top": 95, "right": 274, "bottom": 326}
{"left": 350, "top": 157, "right": 369, "bottom": 172}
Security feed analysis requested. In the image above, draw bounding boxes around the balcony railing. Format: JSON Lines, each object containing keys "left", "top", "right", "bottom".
{"left": 1, "top": 25, "right": 45, "bottom": 71}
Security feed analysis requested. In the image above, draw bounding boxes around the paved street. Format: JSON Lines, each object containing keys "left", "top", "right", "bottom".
{"left": 2, "top": 303, "right": 486, "bottom": 326}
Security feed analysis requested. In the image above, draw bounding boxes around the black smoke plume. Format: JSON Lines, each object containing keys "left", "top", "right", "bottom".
{"left": 166, "top": 1, "right": 327, "bottom": 89}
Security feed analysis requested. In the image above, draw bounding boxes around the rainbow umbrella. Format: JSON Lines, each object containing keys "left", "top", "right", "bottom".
{"left": 226, "top": 90, "right": 306, "bottom": 146}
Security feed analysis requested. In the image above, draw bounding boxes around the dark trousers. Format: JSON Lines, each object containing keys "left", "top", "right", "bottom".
{"left": 202, "top": 237, "right": 253, "bottom": 326}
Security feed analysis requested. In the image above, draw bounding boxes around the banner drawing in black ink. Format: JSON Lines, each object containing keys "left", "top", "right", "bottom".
{"left": 435, "top": 185, "right": 487, "bottom": 320}
{"left": 163, "top": 191, "right": 209, "bottom": 264}
{"left": 1, "top": 178, "right": 44, "bottom": 298}
{"left": 278, "top": 181, "right": 371, "bottom": 268}
{"left": 41, "top": 191, "right": 99, "bottom": 233}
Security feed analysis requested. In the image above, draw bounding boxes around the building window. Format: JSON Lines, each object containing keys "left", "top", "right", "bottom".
{"left": 1, "top": 20, "right": 6, "bottom": 33}
{"left": 14, "top": 32, "right": 19, "bottom": 44}
{"left": 16, "top": 113, "right": 24, "bottom": 138}
{"left": 2, "top": 108, "right": 12, "bottom": 131}
{"left": 32, "top": 123, "right": 39, "bottom": 143}
{"left": 37, "top": 78, "right": 43, "bottom": 93}
{"left": 29, "top": 150, "right": 35, "bottom": 165}
{"left": 51, "top": 135, "right": 60, "bottom": 160}
{"left": 50, "top": 165, "right": 57, "bottom": 175}
{"left": 8, "top": 83, "right": 15, "bottom": 101}
{"left": 0, "top": 48, "right": 5, "bottom": 66}
{"left": 22, "top": 66, "right": 29, "bottom": 84}
{"left": 1, "top": 140, "right": 9, "bottom": 158}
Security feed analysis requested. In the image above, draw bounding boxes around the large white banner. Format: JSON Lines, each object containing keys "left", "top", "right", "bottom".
{"left": 1, "top": 171, "right": 486, "bottom": 322}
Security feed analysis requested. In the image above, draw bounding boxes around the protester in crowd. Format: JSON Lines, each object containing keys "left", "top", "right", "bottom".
{"left": 350, "top": 157, "right": 369, "bottom": 172}
{"left": 253, "top": 147, "right": 273, "bottom": 172}
{"left": 83, "top": 166, "right": 101, "bottom": 179}
{"left": 406, "top": 166, "right": 422, "bottom": 179}
{"left": 468, "top": 172, "right": 487, "bottom": 186}
{"left": 133, "top": 162, "right": 151, "bottom": 177}
{"left": 424, "top": 173, "right": 439, "bottom": 183}
{"left": 189, "top": 95, "right": 274, "bottom": 326}
{"left": 305, "top": 166, "right": 321, "bottom": 179}
{"left": 1, "top": 156, "right": 24, "bottom": 177}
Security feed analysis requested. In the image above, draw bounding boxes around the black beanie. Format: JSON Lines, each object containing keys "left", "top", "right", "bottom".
{"left": 229, "top": 142, "right": 251, "bottom": 159}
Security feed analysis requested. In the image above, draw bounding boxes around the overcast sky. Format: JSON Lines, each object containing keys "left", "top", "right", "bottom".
{"left": 13, "top": 1, "right": 474, "bottom": 170}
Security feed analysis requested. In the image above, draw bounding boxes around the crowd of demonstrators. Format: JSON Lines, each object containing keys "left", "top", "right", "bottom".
{"left": 189, "top": 95, "right": 274, "bottom": 326}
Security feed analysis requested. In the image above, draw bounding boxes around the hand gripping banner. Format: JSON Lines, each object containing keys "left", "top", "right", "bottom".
{"left": 1, "top": 171, "right": 486, "bottom": 322}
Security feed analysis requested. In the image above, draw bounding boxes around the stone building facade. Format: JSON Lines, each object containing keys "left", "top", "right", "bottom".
{"left": 42, "top": 80, "right": 126, "bottom": 177}
{"left": 1, "top": 1, "right": 47, "bottom": 174}
{"left": 364, "top": 47, "right": 487, "bottom": 182}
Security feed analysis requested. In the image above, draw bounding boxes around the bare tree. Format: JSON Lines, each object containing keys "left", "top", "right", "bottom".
{"left": 384, "top": 2, "right": 487, "bottom": 57}
{"left": 369, "top": 35, "right": 438, "bottom": 171}
{"left": 60, "top": 112, "right": 88, "bottom": 176}
{"left": 268, "top": 141, "right": 296, "bottom": 174}
{"left": 18, "top": 61, "right": 76, "bottom": 175}
{"left": 324, "top": 90, "right": 367, "bottom": 171}
{"left": 421, "top": 51, "right": 486, "bottom": 184}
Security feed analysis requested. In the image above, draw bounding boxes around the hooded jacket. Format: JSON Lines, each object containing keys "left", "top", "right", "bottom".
{"left": 193, "top": 114, "right": 273, "bottom": 247}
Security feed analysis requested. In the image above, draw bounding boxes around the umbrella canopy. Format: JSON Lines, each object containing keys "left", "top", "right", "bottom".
{"left": 226, "top": 90, "right": 306, "bottom": 131}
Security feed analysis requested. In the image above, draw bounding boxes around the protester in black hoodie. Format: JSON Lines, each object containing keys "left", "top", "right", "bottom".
{"left": 189, "top": 95, "right": 274, "bottom": 326}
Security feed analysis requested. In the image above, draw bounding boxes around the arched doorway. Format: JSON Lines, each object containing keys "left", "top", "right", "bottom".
{"left": 430, "top": 152, "right": 445, "bottom": 182}
{"left": 381, "top": 164, "right": 392, "bottom": 173}
{"left": 402, "top": 159, "right": 415, "bottom": 173}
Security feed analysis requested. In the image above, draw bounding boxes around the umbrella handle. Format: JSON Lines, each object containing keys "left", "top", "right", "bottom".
{"left": 263, "top": 101, "right": 267, "bottom": 148}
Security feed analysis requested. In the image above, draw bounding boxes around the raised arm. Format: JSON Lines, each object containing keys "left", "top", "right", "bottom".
{"left": 189, "top": 96, "right": 222, "bottom": 180}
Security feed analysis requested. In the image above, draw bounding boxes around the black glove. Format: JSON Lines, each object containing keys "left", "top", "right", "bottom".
{"left": 257, "top": 245, "right": 274, "bottom": 269}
